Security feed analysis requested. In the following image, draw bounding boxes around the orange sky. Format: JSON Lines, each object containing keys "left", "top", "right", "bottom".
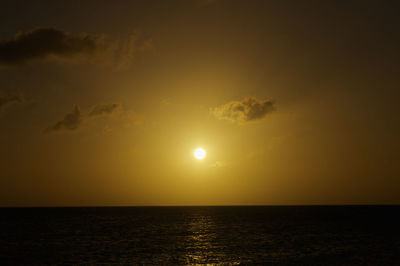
{"left": 1, "top": 0, "right": 399, "bottom": 206}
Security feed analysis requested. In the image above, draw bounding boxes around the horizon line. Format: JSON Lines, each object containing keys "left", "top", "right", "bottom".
{"left": 1, "top": 204, "right": 400, "bottom": 208}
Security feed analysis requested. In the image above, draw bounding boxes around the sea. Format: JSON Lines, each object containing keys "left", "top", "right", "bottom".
{"left": 0, "top": 206, "right": 399, "bottom": 265}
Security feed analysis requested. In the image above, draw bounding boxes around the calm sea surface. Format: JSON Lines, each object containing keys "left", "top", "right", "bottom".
{"left": 1, "top": 206, "right": 399, "bottom": 265}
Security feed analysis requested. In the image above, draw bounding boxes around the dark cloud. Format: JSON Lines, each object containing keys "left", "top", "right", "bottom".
{"left": 0, "top": 27, "right": 104, "bottom": 66}
{"left": 0, "top": 92, "right": 24, "bottom": 111}
{"left": 45, "top": 104, "right": 82, "bottom": 133}
{"left": 0, "top": 27, "right": 153, "bottom": 68}
{"left": 45, "top": 102, "right": 129, "bottom": 133}
{"left": 211, "top": 97, "right": 275, "bottom": 124}
{"left": 88, "top": 103, "right": 121, "bottom": 117}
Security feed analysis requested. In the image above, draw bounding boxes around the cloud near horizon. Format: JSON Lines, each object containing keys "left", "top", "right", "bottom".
{"left": 211, "top": 97, "right": 275, "bottom": 124}
{"left": 45, "top": 103, "right": 138, "bottom": 133}
{"left": 89, "top": 103, "right": 121, "bottom": 117}
{"left": 44, "top": 104, "right": 82, "bottom": 133}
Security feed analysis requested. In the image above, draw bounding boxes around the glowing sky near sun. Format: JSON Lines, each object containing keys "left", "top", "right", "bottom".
{"left": 0, "top": 0, "right": 400, "bottom": 206}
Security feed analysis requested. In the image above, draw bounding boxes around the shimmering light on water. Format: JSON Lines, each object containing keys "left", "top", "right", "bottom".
{"left": 0, "top": 206, "right": 399, "bottom": 264}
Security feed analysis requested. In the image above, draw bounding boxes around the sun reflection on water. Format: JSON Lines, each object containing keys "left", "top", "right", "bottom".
{"left": 184, "top": 211, "right": 241, "bottom": 265}
{"left": 185, "top": 213, "right": 216, "bottom": 264}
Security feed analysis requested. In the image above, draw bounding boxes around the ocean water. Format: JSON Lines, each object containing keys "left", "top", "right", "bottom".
{"left": 0, "top": 206, "right": 399, "bottom": 265}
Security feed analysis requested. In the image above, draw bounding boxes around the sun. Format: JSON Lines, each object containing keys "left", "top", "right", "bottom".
{"left": 194, "top": 148, "right": 206, "bottom": 160}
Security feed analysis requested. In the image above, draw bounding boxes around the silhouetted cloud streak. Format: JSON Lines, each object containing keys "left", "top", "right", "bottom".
{"left": 0, "top": 28, "right": 103, "bottom": 66}
{"left": 45, "top": 102, "right": 127, "bottom": 133}
{"left": 0, "top": 92, "right": 24, "bottom": 111}
{"left": 89, "top": 103, "right": 121, "bottom": 117}
{"left": 45, "top": 105, "right": 81, "bottom": 133}
{"left": 211, "top": 97, "right": 275, "bottom": 124}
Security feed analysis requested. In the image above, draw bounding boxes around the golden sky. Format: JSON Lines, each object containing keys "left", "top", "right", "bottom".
{"left": 1, "top": 0, "right": 399, "bottom": 206}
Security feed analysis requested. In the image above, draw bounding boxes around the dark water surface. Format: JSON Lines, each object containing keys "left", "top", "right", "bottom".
{"left": 1, "top": 206, "right": 399, "bottom": 265}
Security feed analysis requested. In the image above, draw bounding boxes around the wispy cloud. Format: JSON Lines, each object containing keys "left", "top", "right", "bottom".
{"left": 211, "top": 97, "right": 276, "bottom": 124}
{"left": 45, "top": 102, "right": 140, "bottom": 133}
{"left": 0, "top": 92, "right": 24, "bottom": 112}
{"left": 44, "top": 104, "right": 82, "bottom": 133}
{"left": 115, "top": 31, "right": 153, "bottom": 70}
{"left": 88, "top": 103, "right": 121, "bottom": 117}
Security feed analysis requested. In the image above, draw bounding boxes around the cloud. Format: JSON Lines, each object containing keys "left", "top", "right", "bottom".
{"left": 45, "top": 102, "right": 140, "bottom": 133}
{"left": 88, "top": 103, "right": 121, "bottom": 117}
{"left": 120, "top": 110, "right": 144, "bottom": 128}
{"left": 211, "top": 97, "right": 275, "bottom": 124}
{"left": 115, "top": 31, "right": 153, "bottom": 70}
{"left": 44, "top": 104, "right": 82, "bottom": 133}
{"left": 0, "top": 27, "right": 153, "bottom": 69}
{"left": 0, "top": 92, "right": 24, "bottom": 112}
{"left": 0, "top": 27, "right": 106, "bottom": 66}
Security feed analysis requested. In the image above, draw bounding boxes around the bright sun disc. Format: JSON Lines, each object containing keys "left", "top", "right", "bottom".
{"left": 194, "top": 148, "right": 206, "bottom": 160}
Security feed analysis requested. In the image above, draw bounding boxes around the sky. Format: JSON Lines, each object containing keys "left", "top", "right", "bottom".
{"left": 1, "top": 0, "right": 399, "bottom": 206}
